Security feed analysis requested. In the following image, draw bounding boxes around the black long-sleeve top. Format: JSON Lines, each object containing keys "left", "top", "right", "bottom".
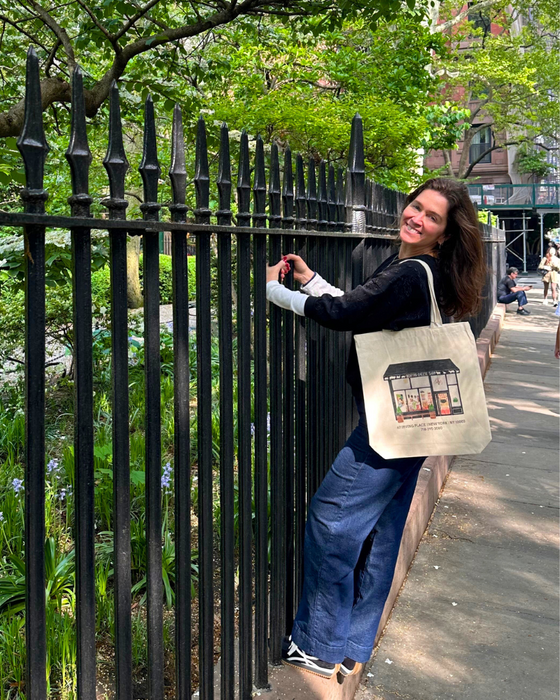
{"left": 304, "top": 253, "right": 442, "bottom": 399}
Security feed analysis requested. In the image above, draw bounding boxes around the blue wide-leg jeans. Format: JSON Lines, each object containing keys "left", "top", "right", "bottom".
{"left": 291, "top": 403, "right": 425, "bottom": 664}
{"left": 498, "top": 290, "right": 527, "bottom": 307}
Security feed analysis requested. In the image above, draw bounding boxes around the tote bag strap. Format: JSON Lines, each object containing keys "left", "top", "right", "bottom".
{"left": 399, "top": 258, "right": 443, "bottom": 327}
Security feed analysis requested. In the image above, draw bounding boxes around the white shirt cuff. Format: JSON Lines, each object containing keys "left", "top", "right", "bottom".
{"left": 301, "top": 273, "right": 344, "bottom": 297}
{"left": 266, "top": 281, "right": 308, "bottom": 315}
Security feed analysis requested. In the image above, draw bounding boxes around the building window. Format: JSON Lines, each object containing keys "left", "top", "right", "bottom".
{"left": 469, "top": 125, "right": 492, "bottom": 164}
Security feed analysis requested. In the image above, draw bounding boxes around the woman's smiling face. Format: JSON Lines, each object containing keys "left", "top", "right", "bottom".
{"left": 399, "top": 189, "right": 450, "bottom": 257}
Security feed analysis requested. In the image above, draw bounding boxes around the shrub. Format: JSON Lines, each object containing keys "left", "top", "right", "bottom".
{"left": 91, "top": 266, "right": 112, "bottom": 313}
{"left": 139, "top": 253, "right": 196, "bottom": 304}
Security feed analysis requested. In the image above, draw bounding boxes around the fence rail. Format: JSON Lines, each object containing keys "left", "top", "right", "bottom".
{"left": 0, "top": 47, "right": 504, "bottom": 700}
{"left": 468, "top": 183, "right": 560, "bottom": 209}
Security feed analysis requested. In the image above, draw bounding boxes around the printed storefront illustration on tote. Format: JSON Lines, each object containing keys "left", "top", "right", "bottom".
{"left": 383, "top": 359, "right": 464, "bottom": 423}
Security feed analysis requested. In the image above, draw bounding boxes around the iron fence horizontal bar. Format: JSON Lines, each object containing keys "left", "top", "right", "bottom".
{"left": 0, "top": 211, "right": 399, "bottom": 238}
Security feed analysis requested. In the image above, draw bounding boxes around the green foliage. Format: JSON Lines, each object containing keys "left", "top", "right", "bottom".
{"left": 0, "top": 317, "right": 246, "bottom": 693}
{"left": 0, "top": 3, "right": 463, "bottom": 208}
{"left": 91, "top": 265, "right": 112, "bottom": 314}
{"left": 0, "top": 0, "right": 436, "bottom": 202}
{"left": 478, "top": 209, "right": 498, "bottom": 226}
{"left": 138, "top": 253, "right": 196, "bottom": 304}
{"left": 0, "top": 261, "right": 116, "bottom": 370}
{"left": 193, "top": 18, "right": 462, "bottom": 188}
{"left": 515, "top": 146, "right": 554, "bottom": 179}
{"left": 0, "top": 538, "right": 75, "bottom": 616}
{"left": 431, "top": 0, "right": 560, "bottom": 178}
{"left": 0, "top": 231, "right": 109, "bottom": 287}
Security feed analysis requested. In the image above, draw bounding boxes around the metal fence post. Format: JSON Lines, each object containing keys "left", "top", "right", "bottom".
{"left": 66, "top": 64, "right": 96, "bottom": 700}
{"left": 17, "top": 46, "right": 48, "bottom": 700}
{"left": 102, "top": 80, "right": 133, "bottom": 700}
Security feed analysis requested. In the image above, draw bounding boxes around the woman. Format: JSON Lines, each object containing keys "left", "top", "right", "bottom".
{"left": 537, "top": 247, "right": 559, "bottom": 307}
{"left": 266, "top": 178, "right": 486, "bottom": 679}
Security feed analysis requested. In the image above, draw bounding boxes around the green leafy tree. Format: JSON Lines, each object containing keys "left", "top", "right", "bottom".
{"left": 0, "top": 0, "right": 426, "bottom": 139}
{"left": 429, "top": 0, "right": 559, "bottom": 179}
{"left": 187, "top": 18, "right": 466, "bottom": 188}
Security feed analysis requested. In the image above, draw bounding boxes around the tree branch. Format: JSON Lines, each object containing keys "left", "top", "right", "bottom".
{"left": 0, "top": 12, "right": 51, "bottom": 53}
{"left": 113, "top": 0, "right": 161, "bottom": 41}
{"left": 469, "top": 97, "right": 490, "bottom": 123}
{"left": 44, "top": 37, "right": 62, "bottom": 76}
{"left": 74, "top": 0, "right": 117, "bottom": 45}
{"left": 461, "top": 139, "right": 527, "bottom": 178}
{"left": 87, "top": 0, "right": 262, "bottom": 107}
{"left": 26, "top": 0, "right": 76, "bottom": 66}
{"left": 0, "top": 76, "right": 71, "bottom": 137}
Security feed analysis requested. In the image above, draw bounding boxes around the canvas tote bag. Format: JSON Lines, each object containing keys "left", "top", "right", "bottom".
{"left": 354, "top": 259, "right": 491, "bottom": 459}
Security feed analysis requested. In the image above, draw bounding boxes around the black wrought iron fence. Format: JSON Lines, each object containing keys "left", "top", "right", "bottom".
{"left": 0, "top": 47, "right": 504, "bottom": 700}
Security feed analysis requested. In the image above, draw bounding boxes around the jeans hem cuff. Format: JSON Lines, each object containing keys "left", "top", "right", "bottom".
{"left": 344, "top": 639, "right": 374, "bottom": 664}
{"left": 292, "top": 623, "right": 346, "bottom": 664}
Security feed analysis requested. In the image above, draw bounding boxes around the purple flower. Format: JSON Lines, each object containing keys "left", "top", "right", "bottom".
{"left": 58, "top": 486, "right": 72, "bottom": 501}
{"left": 12, "top": 478, "right": 24, "bottom": 494}
{"left": 161, "top": 462, "right": 173, "bottom": 491}
{"left": 47, "top": 459, "right": 60, "bottom": 474}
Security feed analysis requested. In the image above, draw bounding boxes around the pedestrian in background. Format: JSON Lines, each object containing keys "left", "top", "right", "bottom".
{"left": 537, "top": 247, "right": 560, "bottom": 307}
{"left": 497, "top": 267, "right": 532, "bottom": 315}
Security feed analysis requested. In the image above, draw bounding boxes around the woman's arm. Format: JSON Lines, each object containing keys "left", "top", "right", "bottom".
{"left": 304, "top": 262, "right": 431, "bottom": 333}
{"left": 301, "top": 274, "right": 345, "bottom": 298}
{"left": 266, "top": 280, "right": 308, "bottom": 315}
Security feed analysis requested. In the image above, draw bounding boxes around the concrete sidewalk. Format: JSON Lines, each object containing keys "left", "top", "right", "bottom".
{"left": 355, "top": 279, "right": 560, "bottom": 700}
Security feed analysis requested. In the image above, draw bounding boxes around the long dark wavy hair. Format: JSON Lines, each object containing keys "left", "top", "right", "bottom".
{"left": 403, "top": 178, "right": 486, "bottom": 319}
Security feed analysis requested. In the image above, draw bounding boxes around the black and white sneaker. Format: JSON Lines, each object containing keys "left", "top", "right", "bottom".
{"left": 282, "top": 637, "right": 339, "bottom": 678}
{"left": 340, "top": 657, "right": 361, "bottom": 677}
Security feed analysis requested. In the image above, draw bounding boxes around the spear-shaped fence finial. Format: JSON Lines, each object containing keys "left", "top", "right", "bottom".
{"left": 102, "top": 81, "right": 129, "bottom": 219}
{"left": 194, "top": 115, "right": 211, "bottom": 224}
{"left": 295, "top": 154, "right": 307, "bottom": 229}
{"left": 306, "top": 158, "right": 317, "bottom": 231}
{"left": 217, "top": 122, "right": 232, "bottom": 226}
{"left": 365, "top": 179, "right": 373, "bottom": 234}
{"left": 237, "top": 130, "right": 251, "bottom": 227}
{"left": 18, "top": 46, "right": 49, "bottom": 209}
{"left": 317, "top": 160, "right": 328, "bottom": 231}
{"left": 347, "top": 113, "right": 366, "bottom": 233}
{"left": 169, "top": 104, "right": 187, "bottom": 219}
{"left": 282, "top": 146, "right": 294, "bottom": 230}
{"left": 268, "top": 142, "right": 281, "bottom": 229}
{"left": 139, "top": 95, "right": 161, "bottom": 221}
{"left": 327, "top": 164, "right": 337, "bottom": 230}
{"left": 253, "top": 135, "right": 267, "bottom": 228}
{"left": 336, "top": 167, "right": 345, "bottom": 231}
{"left": 66, "top": 65, "right": 92, "bottom": 217}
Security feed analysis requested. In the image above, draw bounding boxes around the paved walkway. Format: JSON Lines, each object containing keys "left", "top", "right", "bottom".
{"left": 355, "top": 277, "right": 560, "bottom": 700}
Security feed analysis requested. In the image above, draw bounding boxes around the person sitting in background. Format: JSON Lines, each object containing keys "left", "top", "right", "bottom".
{"left": 497, "top": 267, "right": 532, "bottom": 315}
{"left": 537, "top": 248, "right": 560, "bottom": 307}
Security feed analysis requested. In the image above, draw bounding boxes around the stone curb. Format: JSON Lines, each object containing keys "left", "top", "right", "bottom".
{"left": 221, "top": 305, "right": 506, "bottom": 700}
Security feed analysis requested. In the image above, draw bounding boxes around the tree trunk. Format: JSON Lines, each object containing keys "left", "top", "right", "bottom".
{"left": 443, "top": 149, "right": 455, "bottom": 177}
{"left": 126, "top": 237, "right": 143, "bottom": 309}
